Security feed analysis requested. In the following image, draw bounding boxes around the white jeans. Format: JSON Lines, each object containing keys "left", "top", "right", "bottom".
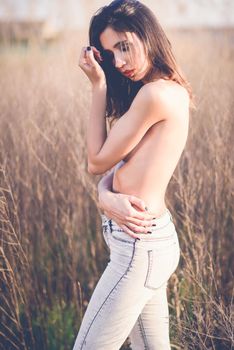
{"left": 73, "top": 209, "right": 180, "bottom": 350}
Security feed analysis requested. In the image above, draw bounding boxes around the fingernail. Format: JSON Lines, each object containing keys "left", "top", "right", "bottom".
{"left": 147, "top": 231, "right": 152, "bottom": 234}
{"left": 152, "top": 224, "right": 157, "bottom": 226}
{"left": 136, "top": 238, "right": 141, "bottom": 241}
{"left": 87, "top": 46, "right": 91, "bottom": 51}
{"left": 145, "top": 206, "right": 148, "bottom": 211}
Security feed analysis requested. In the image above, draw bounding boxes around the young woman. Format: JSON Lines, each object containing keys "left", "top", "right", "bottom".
{"left": 73, "top": 0, "right": 192, "bottom": 349}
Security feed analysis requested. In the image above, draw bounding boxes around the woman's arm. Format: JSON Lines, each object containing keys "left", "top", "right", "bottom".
{"left": 87, "top": 83, "right": 107, "bottom": 172}
{"left": 78, "top": 46, "right": 108, "bottom": 170}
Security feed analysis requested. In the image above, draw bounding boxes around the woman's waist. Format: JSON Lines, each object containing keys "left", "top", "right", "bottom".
{"left": 112, "top": 184, "right": 167, "bottom": 216}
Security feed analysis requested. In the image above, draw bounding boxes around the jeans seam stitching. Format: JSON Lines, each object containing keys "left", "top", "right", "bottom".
{"left": 138, "top": 314, "right": 150, "bottom": 349}
{"left": 111, "top": 235, "right": 134, "bottom": 244}
{"left": 144, "top": 250, "right": 156, "bottom": 290}
{"left": 79, "top": 240, "right": 136, "bottom": 349}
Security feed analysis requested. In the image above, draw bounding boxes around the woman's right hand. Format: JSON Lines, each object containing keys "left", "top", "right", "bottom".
{"left": 78, "top": 46, "right": 106, "bottom": 88}
{"left": 98, "top": 191, "right": 156, "bottom": 239}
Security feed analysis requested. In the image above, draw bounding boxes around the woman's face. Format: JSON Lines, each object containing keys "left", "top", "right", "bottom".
{"left": 99, "top": 26, "right": 151, "bottom": 82}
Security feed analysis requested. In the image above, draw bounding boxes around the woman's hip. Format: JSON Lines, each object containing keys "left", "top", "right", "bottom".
{"left": 101, "top": 208, "right": 180, "bottom": 290}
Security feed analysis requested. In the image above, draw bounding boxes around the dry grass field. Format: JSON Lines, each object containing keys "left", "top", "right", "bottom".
{"left": 0, "top": 28, "right": 233, "bottom": 349}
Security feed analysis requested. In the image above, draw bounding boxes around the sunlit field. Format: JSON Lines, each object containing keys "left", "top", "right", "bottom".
{"left": 0, "top": 28, "right": 233, "bottom": 350}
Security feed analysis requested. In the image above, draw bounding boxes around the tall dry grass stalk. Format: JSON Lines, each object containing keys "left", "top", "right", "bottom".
{"left": 0, "top": 28, "right": 233, "bottom": 349}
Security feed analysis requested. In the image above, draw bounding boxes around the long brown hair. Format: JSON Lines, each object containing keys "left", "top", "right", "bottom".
{"left": 89, "top": 0, "right": 194, "bottom": 118}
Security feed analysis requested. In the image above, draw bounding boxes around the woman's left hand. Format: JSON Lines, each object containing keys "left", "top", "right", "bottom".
{"left": 99, "top": 191, "right": 155, "bottom": 239}
{"left": 78, "top": 46, "right": 106, "bottom": 87}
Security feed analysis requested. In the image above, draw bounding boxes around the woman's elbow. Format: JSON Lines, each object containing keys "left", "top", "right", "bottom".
{"left": 87, "top": 162, "right": 104, "bottom": 175}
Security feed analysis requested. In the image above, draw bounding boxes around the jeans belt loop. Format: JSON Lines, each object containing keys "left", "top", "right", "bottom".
{"left": 108, "top": 219, "right": 112, "bottom": 234}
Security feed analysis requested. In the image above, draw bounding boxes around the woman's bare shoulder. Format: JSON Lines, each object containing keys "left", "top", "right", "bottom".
{"left": 142, "top": 79, "right": 189, "bottom": 102}
{"left": 128, "top": 79, "right": 189, "bottom": 126}
{"left": 137, "top": 79, "right": 190, "bottom": 121}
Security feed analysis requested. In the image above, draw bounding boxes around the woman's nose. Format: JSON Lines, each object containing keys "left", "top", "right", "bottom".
{"left": 114, "top": 55, "right": 126, "bottom": 68}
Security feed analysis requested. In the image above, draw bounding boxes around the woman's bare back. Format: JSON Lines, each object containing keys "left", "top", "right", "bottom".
{"left": 112, "top": 79, "right": 190, "bottom": 215}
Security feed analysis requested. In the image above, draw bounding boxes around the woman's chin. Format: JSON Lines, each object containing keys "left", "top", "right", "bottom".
{"left": 131, "top": 70, "right": 148, "bottom": 82}
{"left": 129, "top": 74, "right": 140, "bottom": 81}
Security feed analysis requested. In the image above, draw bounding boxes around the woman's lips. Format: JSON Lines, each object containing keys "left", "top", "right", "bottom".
{"left": 122, "top": 69, "right": 135, "bottom": 77}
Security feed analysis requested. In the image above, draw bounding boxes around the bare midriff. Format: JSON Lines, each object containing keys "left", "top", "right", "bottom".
{"left": 112, "top": 116, "right": 188, "bottom": 217}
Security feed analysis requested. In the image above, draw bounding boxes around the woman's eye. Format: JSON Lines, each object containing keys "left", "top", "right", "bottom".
{"left": 121, "top": 43, "right": 130, "bottom": 52}
{"left": 122, "top": 46, "right": 129, "bottom": 52}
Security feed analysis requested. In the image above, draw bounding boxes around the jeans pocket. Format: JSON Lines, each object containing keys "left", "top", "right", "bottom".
{"left": 144, "top": 240, "right": 179, "bottom": 290}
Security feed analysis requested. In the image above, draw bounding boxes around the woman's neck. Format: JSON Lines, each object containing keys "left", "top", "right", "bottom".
{"left": 141, "top": 68, "right": 168, "bottom": 85}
